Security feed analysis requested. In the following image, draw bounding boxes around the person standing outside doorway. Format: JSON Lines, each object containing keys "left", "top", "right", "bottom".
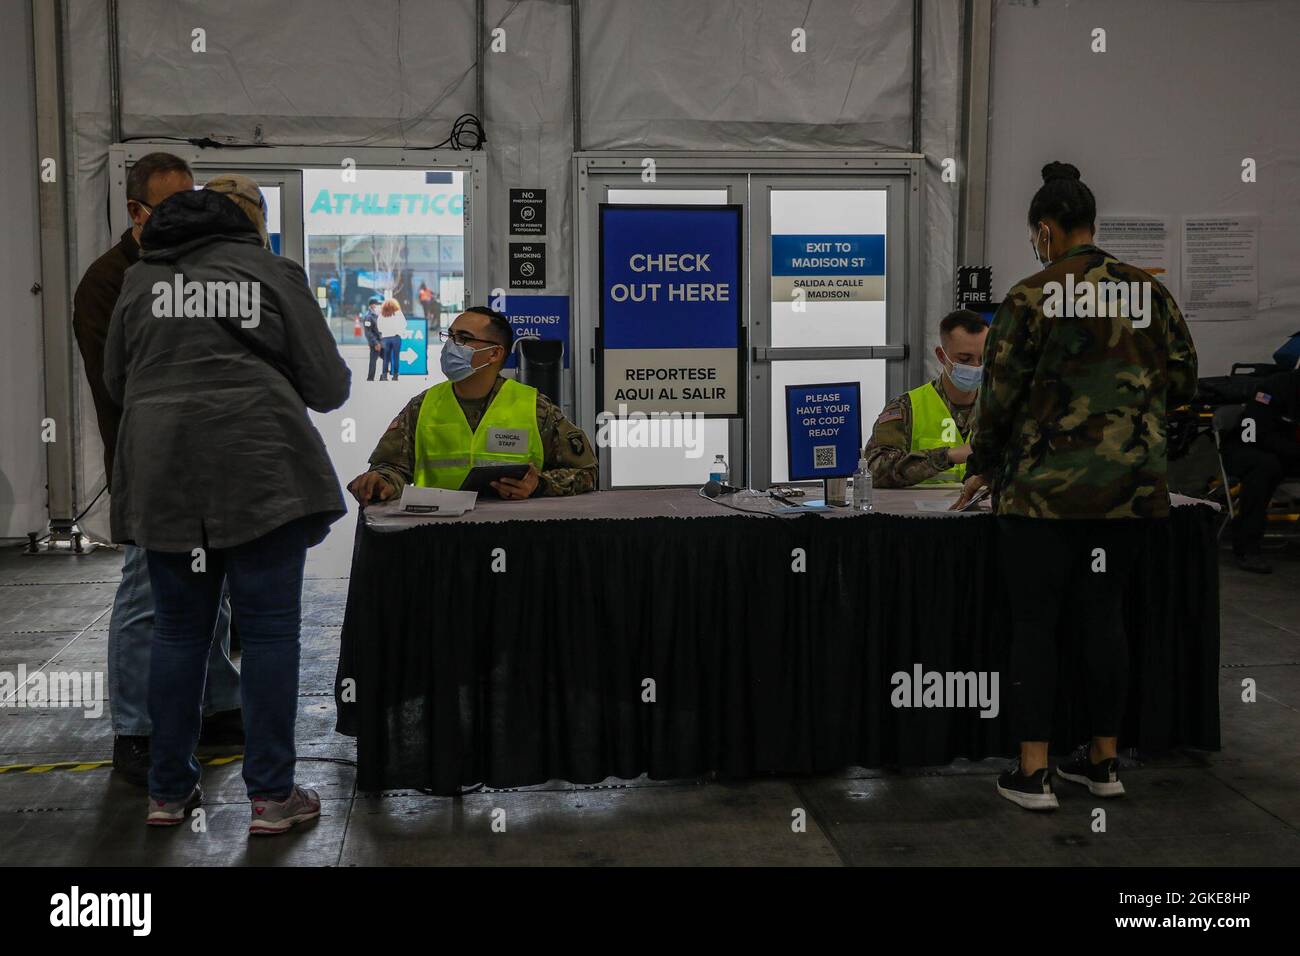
{"left": 361, "top": 295, "right": 384, "bottom": 381}
{"left": 378, "top": 297, "right": 406, "bottom": 381}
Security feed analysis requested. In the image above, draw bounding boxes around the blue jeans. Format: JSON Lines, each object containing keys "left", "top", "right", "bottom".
{"left": 381, "top": 335, "right": 401, "bottom": 377}
{"left": 145, "top": 518, "right": 311, "bottom": 800}
{"left": 108, "top": 544, "right": 241, "bottom": 736}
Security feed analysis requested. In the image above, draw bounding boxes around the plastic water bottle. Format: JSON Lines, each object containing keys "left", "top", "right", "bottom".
{"left": 709, "top": 454, "right": 729, "bottom": 485}
{"left": 851, "top": 458, "right": 873, "bottom": 512}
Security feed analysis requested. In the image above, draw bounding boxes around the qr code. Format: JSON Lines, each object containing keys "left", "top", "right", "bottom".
{"left": 813, "top": 445, "right": 837, "bottom": 469}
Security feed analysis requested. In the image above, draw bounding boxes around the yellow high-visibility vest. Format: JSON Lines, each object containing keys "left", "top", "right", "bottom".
{"left": 906, "top": 381, "right": 969, "bottom": 485}
{"left": 413, "top": 379, "right": 544, "bottom": 490}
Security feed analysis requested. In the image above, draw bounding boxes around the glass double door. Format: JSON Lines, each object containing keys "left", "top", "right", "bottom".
{"left": 580, "top": 170, "right": 911, "bottom": 490}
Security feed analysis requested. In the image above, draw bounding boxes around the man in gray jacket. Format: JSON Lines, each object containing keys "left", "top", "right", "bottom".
{"left": 105, "top": 175, "right": 350, "bottom": 833}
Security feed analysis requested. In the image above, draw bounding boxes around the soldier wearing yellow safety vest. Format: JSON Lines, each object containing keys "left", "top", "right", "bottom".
{"left": 348, "top": 307, "right": 597, "bottom": 503}
{"left": 863, "top": 309, "right": 989, "bottom": 487}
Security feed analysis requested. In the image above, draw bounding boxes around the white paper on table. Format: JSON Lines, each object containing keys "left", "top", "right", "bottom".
{"left": 397, "top": 485, "right": 478, "bottom": 517}
{"left": 914, "top": 498, "right": 957, "bottom": 512}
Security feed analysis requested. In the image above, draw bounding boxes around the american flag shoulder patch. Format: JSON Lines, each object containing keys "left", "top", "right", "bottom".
{"left": 876, "top": 408, "right": 903, "bottom": 424}
{"left": 1255, "top": 391, "right": 1272, "bottom": 405}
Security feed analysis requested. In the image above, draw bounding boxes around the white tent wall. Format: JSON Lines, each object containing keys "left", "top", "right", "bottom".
{"left": 113, "top": 0, "right": 477, "bottom": 143}
{"left": 921, "top": 0, "right": 962, "bottom": 382}
{"left": 578, "top": 0, "right": 915, "bottom": 150}
{"left": 52, "top": 0, "right": 962, "bottom": 529}
{"left": 986, "top": 0, "right": 1300, "bottom": 376}
{"left": 0, "top": 0, "right": 46, "bottom": 539}
{"left": 484, "top": 0, "right": 573, "bottom": 297}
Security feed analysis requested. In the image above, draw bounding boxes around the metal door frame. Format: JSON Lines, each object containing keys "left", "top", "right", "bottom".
{"left": 574, "top": 151, "right": 923, "bottom": 490}
{"left": 749, "top": 172, "right": 912, "bottom": 490}
{"left": 108, "top": 144, "right": 488, "bottom": 307}
{"left": 576, "top": 168, "right": 747, "bottom": 489}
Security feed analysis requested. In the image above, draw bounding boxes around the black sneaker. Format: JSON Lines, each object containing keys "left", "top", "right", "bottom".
{"left": 996, "top": 760, "right": 1059, "bottom": 811}
{"left": 1056, "top": 745, "right": 1125, "bottom": 797}
{"left": 112, "top": 735, "right": 150, "bottom": 788}
{"left": 198, "top": 709, "right": 245, "bottom": 749}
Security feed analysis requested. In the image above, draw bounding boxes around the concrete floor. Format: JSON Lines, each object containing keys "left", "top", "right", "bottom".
{"left": 1, "top": 534, "right": 1297, "bottom": 867}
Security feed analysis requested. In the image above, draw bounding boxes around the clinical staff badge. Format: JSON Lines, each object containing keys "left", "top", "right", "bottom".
{"left": 486, "top": 428, "right": 529, "bottom": 454}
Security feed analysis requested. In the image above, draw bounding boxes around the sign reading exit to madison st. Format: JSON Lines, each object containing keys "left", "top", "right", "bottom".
{"left": 771, "top": 233, "right": 885, "bottom": 303}
{"left": 599, "top": 204, "right": 743, "bottom": 417}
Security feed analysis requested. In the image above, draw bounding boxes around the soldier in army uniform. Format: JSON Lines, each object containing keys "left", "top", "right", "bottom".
{"left": 954, "top": 162, "right": 1197, "bottom": 812}
{"left": 347, "top": 307, "right": 597, "bottom": 503}
{"left": 864, "top": 309, "right": 988, "bottom": 487}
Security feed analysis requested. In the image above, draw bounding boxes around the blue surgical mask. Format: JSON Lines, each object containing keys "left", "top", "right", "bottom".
{"left": 440, "top": 339, "right": 495, "bottom": 382}
{"left": 942, "top": 349, "right": 983, "bottom": 392}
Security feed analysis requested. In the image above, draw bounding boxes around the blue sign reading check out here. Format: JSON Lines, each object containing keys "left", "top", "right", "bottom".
{"left": 599, "top": 204, "right": 742, "bottom": 417}
{"left": 785, "top": 382, "right": 862, "bottom": 481}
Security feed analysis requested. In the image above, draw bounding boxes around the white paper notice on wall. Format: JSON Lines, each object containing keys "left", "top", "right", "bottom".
{"left": 1181, "top": 216, "right": 1259, "bottom": 322}
{"left": 1095, "top": 217, "right": 1175, "bottom": 300}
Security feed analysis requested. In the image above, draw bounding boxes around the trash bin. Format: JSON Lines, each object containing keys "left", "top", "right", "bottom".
{"left": 517, "top": 338, "right": 564, "bottom": 402}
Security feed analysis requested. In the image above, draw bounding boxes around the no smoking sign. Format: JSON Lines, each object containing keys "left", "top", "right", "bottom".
{"left": 509, "top": 243, "right": 546, "bottom": 288}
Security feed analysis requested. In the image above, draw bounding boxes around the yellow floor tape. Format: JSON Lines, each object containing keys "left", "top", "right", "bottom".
{"left": 0, "top": 754, "right": 243, "bottom": 775}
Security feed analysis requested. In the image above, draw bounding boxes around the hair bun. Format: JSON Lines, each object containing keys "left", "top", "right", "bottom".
{"left": 1041, "top": 161, "right": 1081, "bottom": 183}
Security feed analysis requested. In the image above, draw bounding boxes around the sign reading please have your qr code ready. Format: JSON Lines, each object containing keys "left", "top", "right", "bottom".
{"left": 785, "top": 382, "right": 862, "bottom": 481}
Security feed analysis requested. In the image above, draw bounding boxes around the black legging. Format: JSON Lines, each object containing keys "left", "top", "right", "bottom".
{"left": 996, "top": 516, "right": 1149, "bottom": 742}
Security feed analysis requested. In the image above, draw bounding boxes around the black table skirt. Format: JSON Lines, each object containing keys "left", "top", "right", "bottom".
{"left": 335, "top": 506, "right": 1220, "bottom": 793}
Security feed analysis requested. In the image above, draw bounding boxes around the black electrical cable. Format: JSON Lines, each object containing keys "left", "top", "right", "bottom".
{"left": 24, "top": 484, "right": 109, "bottom": 549}
{"left": 118, "top": 113, "right": 486, "bottom": 153}
{"left": 73, "top": 485, "right": 107, "bottom": 523}
{"left": 351, "top": 112, "right": 485, "bottom": 151}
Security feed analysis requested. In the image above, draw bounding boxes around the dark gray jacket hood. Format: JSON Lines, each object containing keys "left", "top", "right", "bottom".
{"left": 140, "top": 187, "right": 263, "bottom": 261}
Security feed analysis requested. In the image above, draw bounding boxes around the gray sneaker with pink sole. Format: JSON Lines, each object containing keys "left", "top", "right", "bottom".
{"left": 249, "top": 785, "right": 321, "bottom": 836}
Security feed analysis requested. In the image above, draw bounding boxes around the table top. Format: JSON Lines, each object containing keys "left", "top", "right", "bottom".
{"left": 366, "top": 486, "right": 991, "bottom": 530}
{"left": 362, "top": 486, "right": 1218, "bottom": 531}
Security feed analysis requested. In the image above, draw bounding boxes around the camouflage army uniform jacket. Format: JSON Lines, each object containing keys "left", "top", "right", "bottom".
{"left": 368, "top": 376, "right": 598, "bottom": 497}
{"left": 864, "top": 375, "right": 976, "bottom": 487}
{"left": 971, "top": 243, "right": 1198, "bottom": 519}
